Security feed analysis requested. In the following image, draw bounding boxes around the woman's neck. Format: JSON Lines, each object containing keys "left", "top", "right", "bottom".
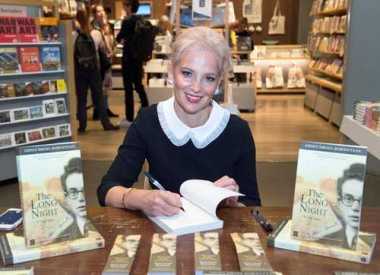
{"left": 173, "top": 101, "right": 212, "bottom": 128}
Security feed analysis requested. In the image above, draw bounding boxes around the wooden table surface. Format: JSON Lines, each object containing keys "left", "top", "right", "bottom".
{"left": 1, "top": 207, "right": 379, "bottom": 275}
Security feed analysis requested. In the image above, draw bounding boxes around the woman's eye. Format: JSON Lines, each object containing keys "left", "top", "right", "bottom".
{"left": 206, "top": 76, "right": 216, "bottom": 82}
{"left": 182, "top": 70, "right": 192, "bottom": 78}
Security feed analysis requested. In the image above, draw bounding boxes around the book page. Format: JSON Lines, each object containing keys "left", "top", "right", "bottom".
{"left": 180, "top": 179, "right": 243, "bottom": 216}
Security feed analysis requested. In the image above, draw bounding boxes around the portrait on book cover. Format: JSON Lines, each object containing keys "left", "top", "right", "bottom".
{"left": 151, "top": 234, "right": 176, "bottom": 256}
{"left": 111, "top": 234, "right": 141, "bottom": 258}
{"left": 195, "top": 232, "right": 220, "bottom": 255}
{"left": 231, "top": 232, "right": 265, "bottom": 255}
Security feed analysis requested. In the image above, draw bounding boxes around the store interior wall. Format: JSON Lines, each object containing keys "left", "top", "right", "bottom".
{"left": 105, "top": 0, "right": 301, "bottom": 44}
{"left": 297, "top": 0, "right": 313, "bottom": 44}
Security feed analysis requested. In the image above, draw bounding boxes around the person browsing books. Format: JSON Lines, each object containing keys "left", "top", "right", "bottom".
{"left": 97, "top": 26, "right": 261, "bottom": 217}
{"left": 324, "top": 163, "right": 365, "bottom": 249}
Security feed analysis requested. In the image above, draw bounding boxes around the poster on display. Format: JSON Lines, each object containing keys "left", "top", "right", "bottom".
{"left": 192, "top": 0, "right": 212, "bottom": 21}
{"left": 242, "top": 0, "right": 263, "bottom": 23}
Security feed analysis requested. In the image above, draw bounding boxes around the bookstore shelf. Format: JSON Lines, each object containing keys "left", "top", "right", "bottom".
{"left": 317, "top": 8, "right": 347, "bottom": 16}
{"left": 340, "top": 115, "right": 380, "bottom": 160}
{"left": 306, "top": 74, "right": 342, "bottom": 93}
{"left": 310, "top": 68, "right": 343, "bottom": 80}
{"left": 0, "top": 92, "right": 67, "bottom": 102}
{"left": 0, "top": 113, "right": 69, "bottom": 127}
{"left": 0, "top": 0, "right": 74, "bottom": 180}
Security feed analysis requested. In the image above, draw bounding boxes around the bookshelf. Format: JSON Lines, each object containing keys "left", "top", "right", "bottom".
{"left": 0, "top": 1, "right": 75, "bottom": 180}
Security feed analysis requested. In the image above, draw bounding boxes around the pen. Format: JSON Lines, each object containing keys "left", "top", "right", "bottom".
{"left": 144, "top": 172, "right": 185, "bottom": 212}
{"left": 251, "top": 209, "right": 273, "bottom": 233}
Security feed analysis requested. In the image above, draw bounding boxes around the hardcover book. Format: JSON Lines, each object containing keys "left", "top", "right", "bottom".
{"left": 16, "top": 17, "right": 38, "bottom": 43}
{"left": 148, "top": 179, "right": 243, "bottom": 236}
{"left": 36, "top": 17, "right": 59, "bottom": 42}
{"left": 0, "top": 16, "right": 18, "bottom": 43}
{"left": 230, "top": 232, "right": 273, "bottom": 272}
{"left": 19, "top": 47, "right": 41, "bottom": 72}
{"left": 26, "top": 129, "right": 42, "bottom": 143}
{"left": 267, "top": 219, "right": 376, "bottom": 264}
{"left": 56, "top": 79, "right": 67, "bottom": 93}
{"left": 0, "top": 47, "right": 19, "bottom": 74}
{"left": 12, "top": 108, "right": 30, "bottom": 121}
{"left": 55, "top": 98, "right": 67, "bottom": 114}
{"left": 29, "top": 105, "right": 43, "bottom": 119}
{"left": 291, "top": 141, "right": 367, "bottom": 249}
{"left": 57, "top": 123, "right": 71, "bottom": 137}
{"left": 0, "top": 133, "right": 13, "bottom": 149}
{"left": 0, "top": 221, "right": 104, "bottom": 265}
{"left": 102, "top": 234, "right": 141, "bottom": 275}
{"left": 194, "top": 232, "right": 221, "bottom": 275}
{"left": 147, "top": 233, "right": 177, "bottom": 275}
{"left": 16, "top": 142, "right": 91, "bottom": 247}
{"left": 0, "top": 83, "right": 16, "bottom": 98}
{"left": 42, "top": 99, "right": 57, "bottom": 117}
{"left": 40, "top": 46, "right": 61, "bottom": 71}
{"left": 14, "top": 132, "right": 27, "bottom": 145}
{"left": 0, "top": 110, "right": 11, "bottom": 124}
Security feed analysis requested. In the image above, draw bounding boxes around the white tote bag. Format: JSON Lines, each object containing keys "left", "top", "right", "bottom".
{"left": 268, "top": 0, "right": 285, "bottom": 35}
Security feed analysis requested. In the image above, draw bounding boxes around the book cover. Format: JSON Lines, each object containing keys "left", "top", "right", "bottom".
{"left": 0, "top": 221, "right": 104, "bottom": 265}
{"left": 0, "top": 133, "right": 13, "bottom": 149}
{"left": 102, "top": 234, "right": 141, "bottom": 275}
{"left": 14, "top": 132, "right": 27, "bottom": 145}
{"left": 40, "top": 46, "right": 61, "bottom": 71}
{"left": 0, "top": 16, "right": 18, "bottom": 43}
{"left": 268, "top": 219, "right": 376, "bottom": 264}
{"left": 291, "top": 141, "right": 367, "bottom": 249}
{"left": 26, "top": 129, "right": 42, "bottom": 143}
{"left": 16, "top": 142, "right": 90, "bottom": 247}
{"left": 36, "top": 17, "right": 59, "bottom": 42}
{"left": 38, "top": 80, "right": 51, "bottom": 94}
{"left": 41, "top": 126, "right": 57, "bottom": 139}
{"left": 16, "top": 17, "right": 38, "bottom": 43}
{"left": 148, "top": 180, "right": 243, "bottom": 236}
{"left": 29, "top": 105, "right": 43, "bottom": 119}
{"left": 19, "top": 47, "right": 41, "bottom": 72}
{"left": 148, "top": 233, "right": 176, "bottom": 275}
{"left": 12, "top": 108, "right": 30, "bottom": 122}
{"left": 56, "top": 79, "right": 67, "bottom": 93}
{"left": 0, "top": 83, "right": 16, "bottom": 98}
{"left": 0, "top": 110, "right": 11, "bottom": 124}
{"left": 55, "top": 98, "right": 67, "bottom": 114}
{"left": 0, "top": 47, "right": 19, "bottom": 74}
{"left": 194, "top": 232, "right": 221, "bottom": 275}
{"left": 0, "top": 266, "right": 34, "bottom": 275}
{"left": 42, "top": 99, "right": 57, "bottom": 117}
{"left": 57, "top": 124, "right": 71, "bottom": 137}
{"left": 230, "top": 232, "right": 273, "bottom": 272}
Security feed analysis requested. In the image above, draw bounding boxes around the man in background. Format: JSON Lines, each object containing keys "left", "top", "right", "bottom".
{"left": 117, "top": 0, "right": 149, "bottom": 128}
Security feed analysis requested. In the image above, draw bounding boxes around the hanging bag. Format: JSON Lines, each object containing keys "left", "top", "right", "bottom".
{"left": 268, "top": 0, "right": 285, "bottom": 35}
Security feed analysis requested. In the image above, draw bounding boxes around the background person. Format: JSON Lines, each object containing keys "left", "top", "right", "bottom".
{"left": 97, "top": 26, "right": 261, "bottom": 217}
{"left": 116, "top": 0, "right": 149, "bottom": 128}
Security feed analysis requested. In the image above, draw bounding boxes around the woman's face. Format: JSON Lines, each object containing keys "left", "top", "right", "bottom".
{"left": 170, "top": 46, "right": 221, "bottom": 121}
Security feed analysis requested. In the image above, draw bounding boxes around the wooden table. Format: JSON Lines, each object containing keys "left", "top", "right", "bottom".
{"left": 1, "top": 207, "right": 379, "bottom": 274}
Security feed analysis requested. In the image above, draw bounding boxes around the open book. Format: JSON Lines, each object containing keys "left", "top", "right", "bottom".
{"left": 148, "top": 179, "right": 243, "bottom": 236}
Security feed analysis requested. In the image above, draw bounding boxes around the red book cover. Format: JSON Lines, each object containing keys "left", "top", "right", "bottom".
{"left": 16, "top": 17, "right": 38, "bottom": 43}
{"left": 19, "top": 47, "right": 41, "bottom": 72}
{"left": 0, "top": 16, "right": 17, "bottom": 43}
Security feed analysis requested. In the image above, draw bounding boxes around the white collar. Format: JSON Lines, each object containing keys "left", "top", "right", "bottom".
{"left": 157, "top": 97, "right": 230, "bottom": 149}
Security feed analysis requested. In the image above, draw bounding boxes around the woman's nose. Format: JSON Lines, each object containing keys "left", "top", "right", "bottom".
{"left": 190, "top": 78, "right": 201, "bottom": 92}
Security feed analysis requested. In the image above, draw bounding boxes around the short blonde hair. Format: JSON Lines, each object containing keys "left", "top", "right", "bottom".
{"left": 170, "top": 27, "right": 231, "bottom": 77}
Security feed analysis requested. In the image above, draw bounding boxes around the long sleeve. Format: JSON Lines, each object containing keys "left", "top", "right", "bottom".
{"left": 232, "top": 121, "right": 261, "bottom": 206}
{"left": 97, "top": 120, "right": 147, "bottom": 206}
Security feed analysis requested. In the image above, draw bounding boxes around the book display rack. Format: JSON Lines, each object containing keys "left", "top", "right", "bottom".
{"left": 0, "top": 0, "right": 75, "bottom": 180}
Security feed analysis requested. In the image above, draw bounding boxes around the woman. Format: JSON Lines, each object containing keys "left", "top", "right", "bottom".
{"left": 97, "top": 27, "right": 261, "bottom": 216}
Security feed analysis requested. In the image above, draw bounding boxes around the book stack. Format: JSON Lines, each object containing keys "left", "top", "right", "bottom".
{"left": 267, "top": 141, "right": 377, "bottom": 264}
{"left": 0, "top": 142, "right": 105, "bottom": 265}
{"left": 353, "top": 101, "right": 380, "bottom": 135}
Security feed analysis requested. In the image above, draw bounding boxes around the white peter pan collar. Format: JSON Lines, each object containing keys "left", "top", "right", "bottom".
{"left": 157, "top": 97, "right": 230, "bottom": 149}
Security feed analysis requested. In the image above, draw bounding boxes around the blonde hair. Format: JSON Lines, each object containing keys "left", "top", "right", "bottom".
{"left": 170, "top": 27, "right": 231, "bottom": 76}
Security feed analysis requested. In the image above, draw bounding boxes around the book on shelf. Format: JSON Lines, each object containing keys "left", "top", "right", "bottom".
{"left": 36, "top": 17, "right": 59, "bottom": 42}
{"left": 230, "top": 232, "right": 274, "bottom": 273}
{"left": 291, "top": 141, "right": 367, "bottom": 250}
{"left": 16, "top": 17, "right": 38, "bottom": 43}
{"left": 0, "top": 16, "right": 18, "bottom": 43}
{"left": 194, "top": 232, "right": 221, "bottom": 275}
{"left": 0, "top": 47, "right": 19, "bottom": 74}
{"left": 0, "top": 266, "right": 34, "bottom": 275}
{"left": 0, "top": 221, "right": 105, "bottom": 265}
{"left": 19, "top": 47, "right": 41, "bottom": 72}
{"left": 102, "top": 234, "right": 141, "bottom": 275}
{"left": 148, "top": 179, "right": 243, "bottom": 236}
{"left": 0, "top": 110, "right": 11, "bottom": 124}
{"left": 0, "top": 133, "right": 13, "bottom": 149}
{"left": 0, "top": 83, "right": 16, "bottom": 98}
{"left": 147, "top": 233, "right": 176, "bottom": 275}
{"left": 267, "top": 218, "right": 376, "bottom": 264}
{"left": 40, "top": 46, "right": 61, "bottom": 71}
{"left": 14, "top": 131, "right": 27, "bottom": 145}
{"left": 16, "top": 142, "right": 91, "bottom": 247}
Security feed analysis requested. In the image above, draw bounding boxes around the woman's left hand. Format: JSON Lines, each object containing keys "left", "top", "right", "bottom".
{"left": 214, "top": 176, "right": 239, "bottom": 207}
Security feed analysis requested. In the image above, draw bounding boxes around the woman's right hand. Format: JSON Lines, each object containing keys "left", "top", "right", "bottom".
{"left": 130, "top": 189, "right": 183, "bottom": 217}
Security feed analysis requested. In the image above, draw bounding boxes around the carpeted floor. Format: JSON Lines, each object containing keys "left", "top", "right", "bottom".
{"left": 1, "top": 160, "right": 379, "bottom": 208}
